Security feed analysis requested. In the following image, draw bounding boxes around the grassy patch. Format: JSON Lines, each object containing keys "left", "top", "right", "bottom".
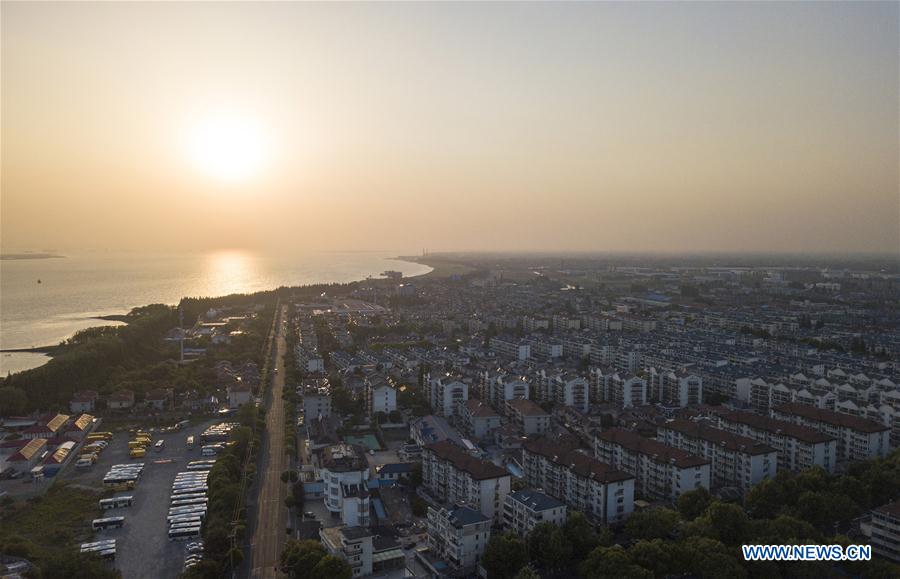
{"left": 0, "top": 483, "right": 102, "bottom": 562}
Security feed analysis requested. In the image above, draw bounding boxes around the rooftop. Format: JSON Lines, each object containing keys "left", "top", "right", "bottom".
{"left": 773, "top": 403, "right": 890, "bottom": 433}
{"left": 425, "top": 440, "right": 509, "bottom": 480}
{"left": 597, "top": 428, "right": 711, "bottom": 469}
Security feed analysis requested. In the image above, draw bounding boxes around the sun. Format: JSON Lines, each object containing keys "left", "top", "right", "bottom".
{"left": 187, "top": 116, "right": 266, "bottom": 182}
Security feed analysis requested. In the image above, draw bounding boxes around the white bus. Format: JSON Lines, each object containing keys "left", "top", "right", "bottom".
{"left": 92, "top": 517, "right": 125, "bottom": 531}
{"left": 166, "top": 515, "right": 203, "bottom": 525}
{"left": 173, "top": 486, "right": 207, "bottom": 495}
{"left": 186, "top": 435, "right": 195, "bottom": 450}
{"left": 154, "top": 440, "right": 165, "bottom": 452}
{"left": 170, "top": 492, "right": 206, "bottom": 501}
{"left": 171, "top": 498, "right": 208, "bottom": 507}
{"left": 168, "top": 506, "right": 207, "bottom": 517}
{"left": 99, "top": 548, "right": 117, "bottom": 561}
{"left": 169, "top": 521, "right": 203, "bottom": 530}
{"left": 80, "top": 540, "right": 116, "bottom": 552}
{"left": 168, "top": 526, "right": 202, "bottom": 541}
{"left": 174, "top": 476, "right": 208, "bottom": 484}
{"left": 99, "top": 496, "right": 134, "bottom": 510}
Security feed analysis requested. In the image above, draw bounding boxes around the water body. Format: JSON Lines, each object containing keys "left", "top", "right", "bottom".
{"left": 0, "top": 250, "right": 430, "bottom": 374}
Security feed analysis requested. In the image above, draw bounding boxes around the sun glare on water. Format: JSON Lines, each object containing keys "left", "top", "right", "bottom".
{"left": 187, "top": 116, "right": 266, "bottom": 183}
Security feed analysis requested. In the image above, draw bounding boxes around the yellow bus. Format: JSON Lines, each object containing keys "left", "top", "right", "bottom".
{"left": 130, "top": 448, "right": 146, "bottom": 459}
{"left": 87, "top": 432, "right": 113, "bottom": 441}
{"left": 128, "top": 441, "right": 146, "bottom": 450}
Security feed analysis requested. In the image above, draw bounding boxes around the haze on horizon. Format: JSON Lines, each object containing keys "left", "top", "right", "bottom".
{"left": 2, "top": 1, "right": 898, "bottom": 256}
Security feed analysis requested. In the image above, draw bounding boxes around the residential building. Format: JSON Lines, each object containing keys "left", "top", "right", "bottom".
{"left": 69, "top": 390, "right": 98, "bottom": 414}
{"left": 422, "top": 441, "right": 511, "bottom": 522}
{"left": 506, "top": 399, "right": 551, "bottom": 436}
{"left": 364, "top": 374, "right": 396, "bottom": 418}
{"left": 771, "top": 403, "right": 891, "bottom": 462}
{"left": 503, "top": 490, "right": 567, "bottom": 537}
{"left": 656, "top": 419, "right": 777, "bottom": 491}
{"left": 318, "top": 444, "right": 371, "bottom": 526}
{"left": 227, "top": 382, "right": 252, "bottom": 408}
{"left": 320, "top": 526, "right": 405, "bottom": 578}
{"left": 107, "top": 390, "right": 135, "bottom": 411}
{"left": 522, "top": 436, "right": 635, "bottom": 525}
{"left": 459, "top": 399, "right": 501, "bottom": 440}
{"left": 491, "top": 337, "right": 531, "bottom": 361}
{"left": 427, "top": 505, "right": 492, "bottom": 569}
{"left": 425, "top": 375, "right": 469, "bottom": 418}
{"left": 713, "top": 409, "right": 838, "bottom": 473}
{"left": 301, "top": 379, "right": 332, "bottom": 420}
{"left": 869, "top": 501, "right": 900, "bottom": 562}
{"left": 595, "top": 428, "right": 711, "bottom": 501}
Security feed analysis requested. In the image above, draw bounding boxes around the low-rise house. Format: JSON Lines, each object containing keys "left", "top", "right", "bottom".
{"left": 227, "top": 382, "right": 253, "bottom": 408}
{"left": 146, "top": 388, "right": 174, "bottom": 411}
{"left": 69, "top": 390, "right": 98, "bottom": 414}
{"left": 869, "top": 501, "right": 900, "bottom": 562}
{"left": 22, "top": 414, "right": 70, "bottom": 440}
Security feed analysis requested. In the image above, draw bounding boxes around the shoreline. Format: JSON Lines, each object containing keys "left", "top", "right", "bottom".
{"left": 393, "top": 255, "right": 479, "bottom": 279}
{"left": 1, "top": 256, "right": 435, "bottom": 372}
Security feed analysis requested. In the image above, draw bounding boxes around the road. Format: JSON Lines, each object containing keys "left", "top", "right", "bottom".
{"left": 249, "top": 305, "right": 289, "bottom": 579}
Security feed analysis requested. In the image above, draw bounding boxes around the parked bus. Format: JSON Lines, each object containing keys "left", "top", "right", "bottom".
{"left": 103, "top": 480, "right": 136, "bottom": 491}
{"left": 168, "top": 505, "right": 207, "bottom": 515}
{"left": 173, "top": 486, "right": 207, "bottom": 495}
{"left": 87, "top": 432, "right": 113, "bottom": 441}
{"left": 170, "top": 492, "right": 206, "bottom": 501}
{"left": 99, "top": 496, "right": 134, "bottom": 510}
{"left": 154, "top": 440, "right": 165, "bottom": 452}
{"left": 130, "top": 448, "right": 146, "bottom": 459}
{"left": 92, "top": 517, "right": 125, "bottom": 531}
{"left": 99, "top": 548, "right": 117, "bottom": 561}
{"left": 171, "top": 498, "right": 208, "bottom": 508}
{"left": 167, "top": 514, "right": 203, "bottom": 525}
{"left": 168, "top": 526, "right": 202, "bottom": 541}
{"left": 186, "top": 435, "right": 195, "bottom": 450}
{"left": 127, "top": 441, "right": 145, "bottom": 450}
{"left": 80, "top": 540, "right": 116, "bottom": 552}
{"left": 169, "top": 520, "right": 203, "bottom": 530}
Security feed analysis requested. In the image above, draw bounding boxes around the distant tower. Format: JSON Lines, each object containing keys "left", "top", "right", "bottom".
{"left": 179, "top": 306, "right": 184, "bottom": 363}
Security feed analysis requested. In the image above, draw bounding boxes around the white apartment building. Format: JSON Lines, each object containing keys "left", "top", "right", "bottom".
{"left": 771, "top": 403, "right": 891, "bottom": 462}
{"left": 595, "top": 428, "right": 711, "bottom": 501}
{"left": 535, "top": 371, "right": 590, "bottom": 412}
{"left": 301, "top": 379, "right": 332, "bottom": 420}
{"left": 869, "top": 501, "right": 900, "bottom": 562}
{"left": 656, "top": 419, "right": 777, "bottom": 492}
{"left": 318, "top": 444, "right": 371, "bottom": 526}
{"left": 320, "top": 526, "right": 406, "bottom": 578}
{"left": 528, "top": 337, "right": 564, "bottom": 360}
{"left": 503, "top": 490, "right": 567, "bottom": 537}
{"left": 713, "top": 409, "right": 838, "bottom": 473}
{"left": 422, "top": 441, "right": 511, "bottom": 522}
{"left": 479, "top": 372, "right": 530, "bottom": 409}
{"left": 364, "top": 374, "right": 397, "bottom": 418}
{"left": 426, "top": 374, "right": 469, "bottom": 418}
{"left": 427, "top": 505, "right": 492, "bottom": 569}
{"left": 506, "top": 398, "right": 551, "bottom": 436}
{"left": 491, "top": 337, "right": 531, "bottom": 362}
{"left": 658, "top": 372, "right": 703, "bottom": 407}
{"left": 522, "top": 436, "right": 635, "bottom": 525}
{"left": 459, "top": 399, "right": 501, "bottom": 440}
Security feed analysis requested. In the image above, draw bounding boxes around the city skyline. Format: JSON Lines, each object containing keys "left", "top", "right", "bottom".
{"left": 2, "top": 1, "right": 898, "bottom": 255}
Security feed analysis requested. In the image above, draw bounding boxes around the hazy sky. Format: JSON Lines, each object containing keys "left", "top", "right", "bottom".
{"left": 2, "top": 1, "right": 898, "bottom": 255}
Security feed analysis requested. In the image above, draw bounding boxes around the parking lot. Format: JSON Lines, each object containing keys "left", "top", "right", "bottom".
{"left": 64, "top": 420, "right": 215, "bottom": 579}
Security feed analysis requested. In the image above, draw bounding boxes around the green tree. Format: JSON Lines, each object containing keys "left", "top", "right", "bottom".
{"left": 578, "top": 546, "right": 652, "bottom": 579}
{"left": 481, "top": 533, "right": 528, "bottom": 579}
{"left": 0, "top": 386, "right": 28, "bottom": 416}
{"left": 745, "top": 478, "right": 783, "bottom": 519}
{"left": 628, "top": 539, "right": 677, "bottom": 577}
{"left": 513, "top": 566, "right": 541, "bottom": 579}
{"left": 563, "top": 511, "right": 601, "bottom": 560}
{"left": 526, "top": 522, "right": 571, "bottom": 570}
{"left": 676, "top": 487, "right": 711, "bottom": 521}
{"left": 689, "top": 502, "right": 750, "bottom": 546}
{"left": 624, "top": 508, "right": 680, "bottom": 541}
{"left": 311, "top": 555, "right": 352, "bottom": 579}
